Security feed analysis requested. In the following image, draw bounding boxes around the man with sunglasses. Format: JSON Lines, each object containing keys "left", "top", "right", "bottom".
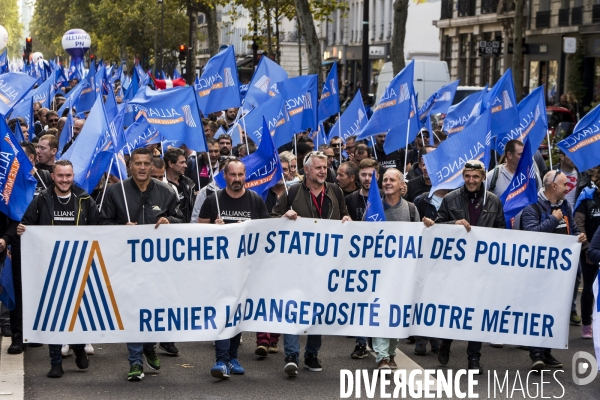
{"left": 99, "top": 147, "right": 184, "bottom": 382}
{"left": 272, "top": 150, "right": 351, "bottom": 377}
{"left": 185, "top": 138, "right": 220, "bottom": 190}
{"left": 329, "top": 136, "right": 344, "bottom": 169}
{"left": 422, "top": 159, "right": 505, "bottom": 374}
{"left": 521, "top": 169, "right": 586, "bottom": 371}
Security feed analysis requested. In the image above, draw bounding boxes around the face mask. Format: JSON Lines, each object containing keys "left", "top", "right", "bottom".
{"left": 431, "top": 194, "right": 443, "bottom": 211}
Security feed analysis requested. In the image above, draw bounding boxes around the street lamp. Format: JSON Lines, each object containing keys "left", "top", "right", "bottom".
{"left": 157, "top": 0, "right": 165, "bottom": 73}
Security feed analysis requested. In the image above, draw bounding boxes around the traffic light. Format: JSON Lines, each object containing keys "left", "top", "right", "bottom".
{"left": 25, "top": 37, "right": 32, "bottom": 53}
{"left": 178, "top": 45, "right": 187, "bottom": 62}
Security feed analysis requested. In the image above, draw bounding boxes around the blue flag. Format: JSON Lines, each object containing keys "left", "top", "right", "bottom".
{"left": 68, "top": 59, "right": 84, "bottom": 81}
{"left": 0, "top": 49, "right": 7, "bottom": 74}
{"left": 213, "top": 126, "right": 226, "bottom": 139}
{"left": 195, "top": 45, "right": 241, "bottom": 114}
{"left": 128, "top": 86, "right": 208, "bottom": 152}
{"left": 318, "top": 63, "right": 340, "bottom": 122}
{"left": 105, "top": 83, "right": 119, "bottom": 122}
{"left": 310, "top": 123, "right": 328, "bottom": 150}
{"left": 60, "top": 96, "right": 113, "bottom": 193}
{"left": 57, "top": 79, "right": 85, "bottom": 118}
{"left": 418, "top": 80, "right": 459, "bottom": 121}
{"left": 173, "top": 69, "right": 182, "bottom": 79}
{"left": 364, "top": 170, "right": 386, "bottom": 222}
{"left": 358, "top": 61, "right": 415, "bottom": 141}
{"left": 557, "top": 103, "right": 600, "bottom": 172}
{"left": 0, "top": 118, "right": 38, "bottom": 220}
{"left": 215, "top": 117, "right": 284, "bottom": 200}
{"left": 120, "top": 115, "right": 161, "bottom": 154}
{"left": 57, "top": 102, "right": 74, "bottom": 157}
{"left": 383, "top": 86, "right": 421, "bottom": 154}
{"left": 233, "top": 94, "right": 294, "bottom": 148}
{"left": 443, "top": 84, "right": 488, "bottom": 135}
{"left": 31, "top": 74, "right": 54, "bottom": 109}
{"left": 12, "top": 121, "right": 25, "bottom": 143}
{"left": 424, "top": 108, "right": 492, "bottom": 194}
{"left": 243, "top": 56, "right": 288, "bottom": 110}
{"left": 499, "top": 139, "right": 538, "bottom": 228}
{"left": 574, "top": 185, "right": 597, "bottom": 213}
{"left": 328, "top": 89, "right": 368, "bottom": 142}
{"left": 495, "top": 86, "right": 547, "bottom": 155}
{"left": 278, "top": 75, "right": 318, "bottom": 134}
{"left": 0, "top": 256, "right": 15, "bottom": 311}
{"left": 0, "top": 72, "right": 38, "bottom": 117}
{"left": 77, "top": 60, "right": 98, "bottom": 113}
{"left": 484, "top": 68, "right": 518, "bottom": 138}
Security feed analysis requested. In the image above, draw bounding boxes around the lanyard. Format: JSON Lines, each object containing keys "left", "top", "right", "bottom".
{"left": 310, "top": 188, "right": 325, "bottom": 218}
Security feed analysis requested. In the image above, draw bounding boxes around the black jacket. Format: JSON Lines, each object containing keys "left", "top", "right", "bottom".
{"left": 0, "top": 212, "right": 18, "bottom": 263}
{"left": 98, "top": 178, "right": 184, "bottom": 225}
{"left": 413, "top": 192, "right": 439, "bottom": 220}
{"left": 435, "top": 186, "right": 505, "bottom": 228}
{"left": 167, "top": 174, "right": 196, "bottom": 224}
{"left": 21, "top": 184, "right": 98, "bottom": 226}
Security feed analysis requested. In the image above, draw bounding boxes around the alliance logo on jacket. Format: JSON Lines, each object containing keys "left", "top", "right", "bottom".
{"left": 33, "top": 240, "right": 124, "bottom": 332}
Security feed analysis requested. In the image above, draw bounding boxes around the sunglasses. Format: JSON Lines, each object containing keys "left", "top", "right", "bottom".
{"left": 330, "top": 143, "right": 342, "bottom": 147}
{"left": 304, "top": 151, "right": 325, "bottom": 164}
{"left": 552, "top": 169, "right": 562, "bottom": 183}
{"left": 219, "top": 156, "right": 238, "bottom": 161}
{"left": 464, "top": 162, "right": 483, "bottom": 170}
{"left": 48, "top": 119, "right": 59, "bottom": 123}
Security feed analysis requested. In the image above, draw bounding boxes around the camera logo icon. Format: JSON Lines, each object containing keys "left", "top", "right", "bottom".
{"left": 572, "top": 351, "right": 598, "bottom": 386}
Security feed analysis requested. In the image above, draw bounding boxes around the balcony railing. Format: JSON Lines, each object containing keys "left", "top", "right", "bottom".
{"left": 572, "top": 6, "right": 583, "bottom": 25}
{"left": 536, "top": 10, "right": 551, "bottom": 28}
{"left": 441, "top": 0, "right": 453, "bottom": 19}
{"left": 457, "top": 0, "right": 476, "bottom": 17}
{"left": 558, "top": 8, "right": 569, "bottom": 26}
{"left": 481, "top": 0, "right": 499, "bottom": 14}
{"left": 593, "top": 4, "right": 600, "bottom": 23}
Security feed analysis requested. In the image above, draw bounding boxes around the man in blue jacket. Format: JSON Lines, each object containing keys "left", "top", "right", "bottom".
{"left": 521, "top": 170, "right": 586, "bottom": 371}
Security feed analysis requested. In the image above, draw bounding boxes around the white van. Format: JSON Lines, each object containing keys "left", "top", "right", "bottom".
{"left": 375, "top": 61, "right": 450, "bottom": 107}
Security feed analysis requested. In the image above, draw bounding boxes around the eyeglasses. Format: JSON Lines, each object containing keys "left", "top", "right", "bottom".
{"left": 464, "top": 162, "right": 483, "bottom": 170}
{"left": 330, "top": 143, "right": 342, "bottom": 147}
{"left": 219, "top": 156, "right": 238, "bottom": 161}
{"left": 552, "top": 169, "right": 562, "bottom": 183}
{"left": 48, "top": 119, "right": 59, "bottom": 123}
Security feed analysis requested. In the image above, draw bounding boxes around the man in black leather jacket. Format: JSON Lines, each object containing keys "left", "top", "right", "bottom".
{"left": 422, "top": 159, "right": 505, "bottom": 374}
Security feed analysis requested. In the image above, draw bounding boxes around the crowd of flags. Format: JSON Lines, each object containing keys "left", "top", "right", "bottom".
{"left": 2, "top": 45, "right": 600, "bottom": 231}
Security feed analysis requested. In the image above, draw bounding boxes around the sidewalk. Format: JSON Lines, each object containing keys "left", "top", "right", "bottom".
{"left": 0, "top": 336, "right": 24, "bottom": 399}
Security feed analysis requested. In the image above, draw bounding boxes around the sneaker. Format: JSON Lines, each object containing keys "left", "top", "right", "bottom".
{"left": 570, "top": 311, "right": 582, "bottom": 326}
{"left": 255, "top": 342, "right": 269, "bottom": 357}
{"left": 47, "top": 364, "right": 64, "bottom": 378}
{"left": 543, "top": 353, "right": 563, "bottom": 368}
{"left": 582, "top": 325, "right": 593, "bottom": 339}
{"left": 284, "top": 355, "right": 298, "bottom": 376}
{"left": 1, "top": 325, "right": 12, "bottom": 337}
{"left": 531, "top": 357, "right": 545, "bottom": 371}
{"left": 414, "top": 343, "right": 427, "bottom": 356}
{"left": 268, "top": 343, "right": 279, "bottom": 353}
{"left": 304, "top": 354, "right": 322, "bottom": 372}
{"left": 467, "top": 358, "right": 483, "bottom": 375}
{"left": 159, "top": 342, "right": 179, "bottom": 355}
{"left": 210, "top": 361, "right": 230, "bottom": 379}
{"left": 143, "top": 347, "right": 161, "bottom": 371}
{"left": 128, "top": 364, "right": 144, "bottom": 381}
{"left": 74, "top": 348, "right": 89, "bottom": 369}
{"left": 228, "top": 358, "right": 245, "bottom": 375}
{"left": 84, "top": 344, "right": 94, "bottom": 355}
{"left": 377, "top": 359, "right": 391, "bottom": 369}
{"left": 437, "top": 342, "right": 450, "bottom": 366}
{"left": 61, "top": 344, "right": 71, "bottom": 357}
{"left": 388, "top": 356, "right": 398, "bottom": 370}
{"left": 351, "top": 344, "right": 368, "bottom": 359}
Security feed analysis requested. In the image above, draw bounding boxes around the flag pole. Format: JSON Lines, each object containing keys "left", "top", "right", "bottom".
{"left": 403, "top": 120, "right": 411, "bottom": 178}
{"left": 241, "top": 114, "right": 250, "bottom": 156}
{"left": 160, "top": 137, "right": 167, "bottom": 181}
{"left": 207, "top": 158, "right": 221, "bottom": 217}
{"left": 113, "top": 153, "right": 131, "bottom": 223}
{"left": 338, "top": 111, "right": 342, "bottom": 164}
{"left": 546, "top": 130, "right": 553, "bottom": 170}
{"left": 371, "top": 137, "right": 378, "bottom": 160}
{"left": 98, "top": 157, "right": 114, "bottom": 212}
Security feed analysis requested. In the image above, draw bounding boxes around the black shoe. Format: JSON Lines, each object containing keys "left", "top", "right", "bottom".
{"left": 28, "top": 343, "right": 43, "bottom": 348}
{"left": 351, "top": 344, "right": 368, "bottom": 359}
{"left": 255, "top": 342, "right": 269, "bottom": 358}
{"left": 531, "top": 357, "right": 545, "bottom": 371}
{"left": 304, "top": 354, "right": 322, "bottom": 372}
{"left": 438, "top": 343, "right": 450, "bottom": 366}
{"left": 47, "top": 364, "right": 64, "bottom": 378}
{"left": 1, "top": 325, "right": 12, "bottom": 337}
{"left": 430, "top": 339, "right": 440, "bottom": 354}
{"left": 7, "top": 341, "right": 24, "bottom": 355}
{"left": 414, "top": 343, "right": 427, "bottom": 356}
{"left": 159, "top": 342, "right": 179, "bottom": 355}
{"left": 284, "top": 355, "right": 298, "bottom": 376}
{"left": 405, "top": 336, "right": 416, "bottom": 344}
{"left": 468, "top": 358, "right": 483, "bottom": 375}
{"left": 74, "top": 349, "right": 89, "bottom": 369}
{"left": 543, "top": 353, "right": 563, "bottom": 368}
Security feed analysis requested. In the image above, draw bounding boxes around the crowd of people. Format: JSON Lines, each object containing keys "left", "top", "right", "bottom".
{"left": 0, "top": 81, "right": 599, "bottom": 384}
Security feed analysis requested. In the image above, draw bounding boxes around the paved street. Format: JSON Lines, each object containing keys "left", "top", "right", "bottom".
{"left": 0, "top": 301, "right": 597, "bottom": 400}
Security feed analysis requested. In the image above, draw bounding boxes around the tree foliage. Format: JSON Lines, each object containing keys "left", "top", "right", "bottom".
{"left": 0, "top": 0, "right": 24, "bottom": 58}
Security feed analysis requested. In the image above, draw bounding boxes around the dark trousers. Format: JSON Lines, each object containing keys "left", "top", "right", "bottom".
{"left": 49, "top": 344, "right": 85, "bottom": 365}
{"left": 581, "top": 252, "right": 599, "bottom": 326}
{"left": 529, "top": 347, "right": 552, "bottom": 360}
{"left": 215, "top": 332, "right": 241, "bottom": 363}
{"left": 9, "top": 248, "right": 22, "bottom": 343}
{"left": 442, "top": 339, "right": 482, "bottom": 360}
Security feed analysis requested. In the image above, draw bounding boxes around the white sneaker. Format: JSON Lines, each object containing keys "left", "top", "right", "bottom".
{"left": 84, "top": 344, "right": 94, "bottom": 355}
{"left": 61, "top": 344, "right": 71, "bottom": 357}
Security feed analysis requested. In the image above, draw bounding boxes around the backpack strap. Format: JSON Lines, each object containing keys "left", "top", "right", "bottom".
{"left": 489, "top": 165, "right": 501, "bottom": 192}
{"left": 286, "top": 183, "right": 302, "bottom": 210}
{"left": 326, "top": 182, "right": 344, "bottom": 210}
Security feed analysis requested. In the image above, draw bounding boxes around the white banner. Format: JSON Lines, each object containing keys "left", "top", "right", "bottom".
{"left": 22, "top": 219, "right": 580, "bottom": 348}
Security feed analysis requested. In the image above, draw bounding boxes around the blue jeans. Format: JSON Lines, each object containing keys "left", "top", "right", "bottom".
{"left": 356, "top": 337, "right": 366, "bottom": 346}
{"left": 284, "top": 334, "right": 321, "bottom": 361}
{"left": 127, "top": 343, "right": 156, "bottom": 366}
{"left": 215, "top": 333, "right": 241, "bottom": 363}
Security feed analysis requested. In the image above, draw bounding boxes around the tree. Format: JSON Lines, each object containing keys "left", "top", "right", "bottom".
{"left": 0, "top": 0, "right": 24, "bottom": 58}
{"left": 391, "top": 0, "right": 409, "bottom": 75}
